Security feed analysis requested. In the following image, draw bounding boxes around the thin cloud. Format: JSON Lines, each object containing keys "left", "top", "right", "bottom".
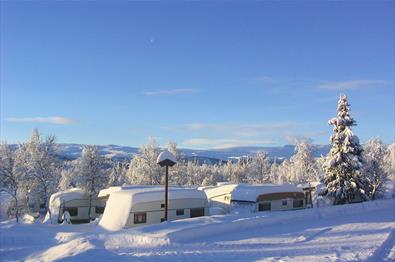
{"left": 182, "top": 138, "right": 275, "bottom": 149}
{"left": 5, "top": 116, "right": 78, "bottom": 125}
{"left": 181, "top": 122, "right": 300, "bottom": 136}
{"left": 143, "top": 88, "right": 196, "bottom": 96}
{"left": 318, "top": 79, "right": 390, "bottom": 90}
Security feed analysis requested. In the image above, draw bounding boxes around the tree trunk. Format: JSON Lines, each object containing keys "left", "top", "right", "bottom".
{"left": 14, "top": 194, "right": 19, "bottom": 223}
{"left": 88, "top": 194, "right": 93, "bottom": 221}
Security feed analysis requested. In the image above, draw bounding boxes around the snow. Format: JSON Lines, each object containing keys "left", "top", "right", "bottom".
{"left": 1, "top": 199, "right": 394, "bottom": 261}
{"left": 98, "top": 190, "right": 133, "bottom": 231}
{"left": 157, "top": 150, "right": 176, "bottom": 164}
{"left": 204, "top": 183, "right": 303, "bottom": 202}
{"left": 98, "top": 186, "right": 122, "bottom": 198}
{"left": 99, "top": 187, "right": 207, "bottom": 231}
{"left": 44, "top": 188, "right": 87, "bottom": 224}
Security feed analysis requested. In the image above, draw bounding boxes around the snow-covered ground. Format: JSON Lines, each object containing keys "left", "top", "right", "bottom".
{"left": 1, "top": 199, "right": 394, "bottom": 261}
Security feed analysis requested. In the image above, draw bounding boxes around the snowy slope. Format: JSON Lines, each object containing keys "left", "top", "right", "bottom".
{"left": 1, "top": 199, "right": 394, "bottom": 261}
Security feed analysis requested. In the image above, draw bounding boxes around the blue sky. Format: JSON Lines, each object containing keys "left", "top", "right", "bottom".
{"left": 1, "top": 1, "right": 394, "bottom": 149}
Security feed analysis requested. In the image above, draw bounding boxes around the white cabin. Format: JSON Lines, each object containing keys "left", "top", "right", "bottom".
{"left": 203, "top": 183, "right": 305, "bottom": 214}
{"left": 98, "top": 186, "right": 209, "bottom": 231}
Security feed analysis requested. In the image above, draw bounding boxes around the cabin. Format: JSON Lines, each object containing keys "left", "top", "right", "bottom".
{"left": 98, "top": 186, "right": 209, "bottom": 231}
{"left": 46, "top": 188, "right": 106, "bottom": 224}
{"left": 203, "top": 183, "right": 305, "bottom": 214}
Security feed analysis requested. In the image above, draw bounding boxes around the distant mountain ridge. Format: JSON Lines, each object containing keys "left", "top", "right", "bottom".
{"left": 53, "top": 143, "right": 331, "bottom": 162}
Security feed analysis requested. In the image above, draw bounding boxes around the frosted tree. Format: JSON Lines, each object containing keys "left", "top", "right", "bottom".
{"left": 14, "top": 129, "right": 61, "bottom": 219}
{"left": 199, "top": 163, "right": 221, "bottom": 186}
{"left": 0, "top": 143, "right": 22, "bottom": 222}
{"left": 58, "top": 166, "right": 76, "bottom": 191}
{"left": 384, "top": 144, "right": 395, "bottom": 180}
{"left": 323, "top": 95, "right": 369, "bottom": 205}
{"left": 364, "top": 138, "right": 389, "bottom": 199}
{"left": 185, "top": 160, "right": 204, "bottom": 186}
{"left": 224, "top": 160, "right": 237, "bottom": 183}
{"left": 277, "top": 159, "right": 292, "bottom": 183}
{"left": 127, "top": 138, "right": 163, "bottom": 185}
{"left": 289, "top": 141, "right": 319, "bottom": 184}
{"left": 269, "top": 160, "right": 280, "bottom": 184}
{"left": 316, "top": 156, "right": 326, "bottom": 182}
{"left": 247, "top": 151, "right": 271, "bottom": 183}
{"left": 384, "top": 144, "right": 395, "bottom": 197}
{"left": 166, "top": 141, "right": 186, "bottom": 185}
{"left": 107, "top": 161, "right": 128, "bottom": 187}
{"left": 74, "top": 146, "right": 107, "bottom": 220}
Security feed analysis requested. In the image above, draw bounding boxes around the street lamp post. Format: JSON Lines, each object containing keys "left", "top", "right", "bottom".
{"left": 157, "top": 150, "right": 176, "bottom": 222}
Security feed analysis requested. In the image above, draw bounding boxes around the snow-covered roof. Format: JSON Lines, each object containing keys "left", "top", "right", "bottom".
{"left": 204, "top": 183, "right": 303, "bottom": 202}
{"left": 49, "top": 188, "right": 87, "bottom": 206}
{"left": 99, "top": 186, "right": 207, "bottom": 231}
{"left": 157, "top": 150, "right": 176, "bottom": 164}
{"left": 44, "top": 188, "right": 87, "bottom": 224}
{"left": 98, "top": 185, "right": 162, "bottom": 198}
{"left": 98, "top": 186, "right": 122, "bottom": 198}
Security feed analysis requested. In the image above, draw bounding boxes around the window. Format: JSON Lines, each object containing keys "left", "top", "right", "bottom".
{"left": 190, "top": 208, "right": 204, "bottom": 218}
{"left": 258, "top": 202, "right": 271, "bottom": 211}
{"left": 282, "top": 200, "right": 287, "bottom": 206}
{"left": 64, "top": 207, "right": 78, "bottom": 216}
{"left": 293, "top": 199, "right": 304, "bottom": 208}
{"left": 161, "top": 203, "right": 165, "bottom": 208}
{"left": 95, "top": 206, "right": 105, "bottom": 214}
{"left": 176, "top": 209, "right": 184, "bottom": 216}
{"left": 134, "top": 212, "right": 147, "bottom": 224}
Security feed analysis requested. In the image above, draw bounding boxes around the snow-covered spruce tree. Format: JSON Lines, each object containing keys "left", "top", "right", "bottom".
{"left": 289, "top": 141, "right": 319, "bottom": 184}
{"left": 0, "top": 142, "right": 22, "bottom": 222}
{"left": 14, "top": 129, "right": 61, "bottom": 219}
{"left": 364, "top": 138, "right": 389, "bottom": 200}
{"left": 74, "top": 146, "right": 107, "bottom": 220}
{"left": 323, "top": 95, "right": 369, "bottom": 205}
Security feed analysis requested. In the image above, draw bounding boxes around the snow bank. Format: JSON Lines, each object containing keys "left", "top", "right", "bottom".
{"left": 25, "top": 237, "right": 95, "bottom": 262}
{"left": 44, "top": 188, "right": 87, "bottom": 224}
{"left": 124, "top": 199, "right": 395, "bottom": 245}
{"left": 98, "top": 187, "right": 207, "bottom": 231}
{"left": 204, "top": 183, "right": 303, "bottom": 202}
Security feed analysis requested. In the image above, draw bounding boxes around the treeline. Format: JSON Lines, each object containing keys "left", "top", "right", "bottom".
{"left": 1, "top": 128, "right": 394, "bottom": 222}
